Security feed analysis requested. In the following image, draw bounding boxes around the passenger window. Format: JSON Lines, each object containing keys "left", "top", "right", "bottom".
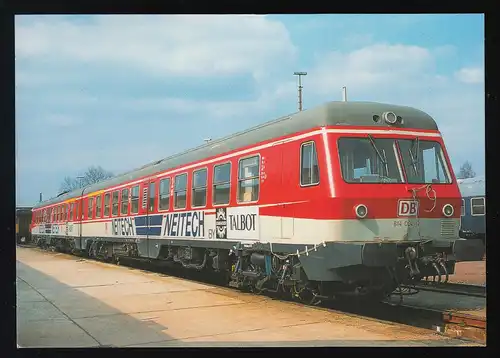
{"left": 422, "top": 146, "right": 448, "bottom": 184}
{"left": 131, "top": 185, "right": 140, "bottom": 214}
{"left": 95, "top": 196, "right": 102, "bottom": 218}
{"left": 88, "top": 198, "right": 94, "bottom": 219}
{"left": 104, "top": 193, "right": 111, "bottom": 217}
{"left": 159, "top": 178, "right": 171, "bottom": 210}
{"left": 238, "top": 156, "right": 260, "bottom": 202}
{"left": 300, "top": 141, "right": 320, "bottom": 186}
{"left": 149, "top": 182, "right": 156, "bottom": 213}
{"left": 121, "top": 188, "right": 129, "bottom": 215}
{"left": 112, "top": 191, "right": 119, "bottom": 216}
{"left": 192, "top": 168, "right": 207, "bottom": 208}
{"left": 461, "top": 199, "right": 465, "bottom": 217}
{"left": 471, "top": 197, "right": 485, "bottom": 216}
{"left": 174, "top": 174, "right": 187, "bottom": 209}
{"left": 213, "top": 163, "right": 231, "bottom": 205}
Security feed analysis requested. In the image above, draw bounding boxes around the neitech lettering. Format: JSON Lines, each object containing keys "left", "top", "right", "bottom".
{"left": 163, "top": 211, "right": 205, "bottom": 238}
{"left": 229, "top": 214, "right": 256, "bottom": 231}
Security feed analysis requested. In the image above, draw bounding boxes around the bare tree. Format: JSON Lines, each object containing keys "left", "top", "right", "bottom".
{"left": 59, "top": 166, "right": 114, "bottom": 194}
{"left": 457, "top": 161, "right": 476, "bottom": 179}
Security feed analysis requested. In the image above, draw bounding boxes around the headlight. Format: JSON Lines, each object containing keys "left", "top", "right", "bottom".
{"left": 382, "top": 111, "right": 397, "bottom": 124}
{"left": 442, "top": 204, "right": 454, "bottom": 217}
{"left": 355, "top": 204, "right": 368, "bottom": 219}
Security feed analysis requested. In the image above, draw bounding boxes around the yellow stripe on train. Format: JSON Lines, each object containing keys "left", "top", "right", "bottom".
{"left": 63, "top": 189, "right": 105, "bottom": 203}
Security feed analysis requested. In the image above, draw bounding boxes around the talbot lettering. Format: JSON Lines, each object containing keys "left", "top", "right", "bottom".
{"left": 229, "top": 214, "right": 257, "bottom": 231}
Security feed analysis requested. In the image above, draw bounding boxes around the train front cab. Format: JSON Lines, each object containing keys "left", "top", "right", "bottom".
{"left": 301, "top": 130, "right": 485, "bottom": 294}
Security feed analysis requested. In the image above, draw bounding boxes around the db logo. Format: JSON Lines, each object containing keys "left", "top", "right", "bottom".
{"left": 398, "top": 200, "right": 419, "bottom": 217}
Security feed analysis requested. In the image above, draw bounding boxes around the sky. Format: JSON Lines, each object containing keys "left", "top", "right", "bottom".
{"left": 15, "top": 14, "right": 485, "bottom": 206}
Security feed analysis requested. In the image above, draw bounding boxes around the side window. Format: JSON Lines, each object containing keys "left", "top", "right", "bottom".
{"left": 300, "top": 141, "right": 320, "bottom": 186}
{"left": 149, "top": 182, "right": 156, "bottom": 213}
{"left": 213, "top": 163, "right": 231, "bottom": 205}
{"left": 238, "top": 156, "right": 260, "bottom": 203}
{"left": 159, "top": 178, "right": 171, "bottom": 211}
{"left": 88, "top": 198, "right": 94, "bottom": 219}
{"left": 471, "top": 197, "right": 485, "bottom": 216}
{"left": 461, "top": 199, "right": 465, "bottom": 217}
{"left": 192, "top": 168, "right": 207, "bottom": 208}
{"left": 96, "top": 195, "right": 102, "bottom": 218}
{"left": 121, "top": 188, "right": 129, "bottom": 215}
{"left": 112, "top": 191, "right": 119, "bottom": 216}
{"left": 104, "top": 193, "right": 111, "bottom": 217}
{"left": 131, "top": 185, "right": 140, "bottom": 214}
{"left": 64, "top": 205, "right": 67, "bottom": 221}
{"left": 174, "top": 174, "right": 188, "bottom": 209}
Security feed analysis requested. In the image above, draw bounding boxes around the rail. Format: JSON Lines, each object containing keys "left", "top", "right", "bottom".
{"left": 403, "top": 282, "right": 486, "bottom": 298}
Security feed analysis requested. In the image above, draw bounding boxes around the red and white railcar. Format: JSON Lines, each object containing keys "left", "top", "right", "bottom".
{"left": 30, "top": 101, "right": 484, "bottom": 301}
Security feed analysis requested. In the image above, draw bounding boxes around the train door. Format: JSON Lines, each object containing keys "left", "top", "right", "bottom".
{"left": 281, "top": 144, "right": 295, "bottom": 239}
{"left": 271, "top": 141, "right": 294, "bottom": 240}
{"left": 77, "top": 198, "right": 84, "bottom": 250}
{"left": 134, "top": 180, "right": 150, "bottom": 258}
{"left": 146, "top": 179, "right": 160, "bottom": 259}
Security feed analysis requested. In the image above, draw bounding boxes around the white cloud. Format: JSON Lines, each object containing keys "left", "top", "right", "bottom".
{"left": 15, "top": 15, "right": 296, "bottom": 78}
{"left": 307, "top": 43, "right": 435, "bottom": 96}
{"left": 454, "top": 67, "right": 484, "bottom": 84}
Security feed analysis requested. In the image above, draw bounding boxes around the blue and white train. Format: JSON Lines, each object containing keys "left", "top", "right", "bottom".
{"left": 458, "top": 175, "right": 486, "bottom": 246}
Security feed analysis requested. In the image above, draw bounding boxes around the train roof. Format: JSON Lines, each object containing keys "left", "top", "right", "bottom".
{"left": 34, "top": 101, "right": 439, "bottom": 209}
{"left": 458, "top": 175, "right": 485, "bottom": 198}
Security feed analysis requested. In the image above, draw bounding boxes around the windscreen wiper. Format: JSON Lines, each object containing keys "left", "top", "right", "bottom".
{"left": 408, "top": 137, "right": 420, "bottom": 175}
{"left": 367, "top": 134, "right": 389, "bottom": 177}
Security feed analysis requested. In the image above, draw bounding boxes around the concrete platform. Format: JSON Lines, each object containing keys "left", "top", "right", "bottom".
{"left": 16, "top": 247, "right": 481, "bottom": 347}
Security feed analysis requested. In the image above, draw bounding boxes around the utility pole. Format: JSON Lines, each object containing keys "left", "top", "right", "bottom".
{"left": 342, "top": 86, "right": 348, "bottom": 102}
{"left": 293, "top": 71, "right": 307, "bottom": 111}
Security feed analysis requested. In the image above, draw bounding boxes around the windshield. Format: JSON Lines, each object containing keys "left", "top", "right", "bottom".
{"left": 338, "top": 137, "right": 403, "bottom": 183}
{"left": 397, "top": 139, "right": 451, "bottom": 184}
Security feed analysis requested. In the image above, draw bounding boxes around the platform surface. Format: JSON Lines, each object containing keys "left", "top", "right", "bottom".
{"left": 16, "top": 247, "right": 481, "bottom": 347}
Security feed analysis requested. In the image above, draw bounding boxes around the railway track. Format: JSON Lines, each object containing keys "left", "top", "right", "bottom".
{"left": 16, "top": 244, "right": 486, "bottom": 344}
{"left": 403, "top": 282, "right": 486, "bottom": 298}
